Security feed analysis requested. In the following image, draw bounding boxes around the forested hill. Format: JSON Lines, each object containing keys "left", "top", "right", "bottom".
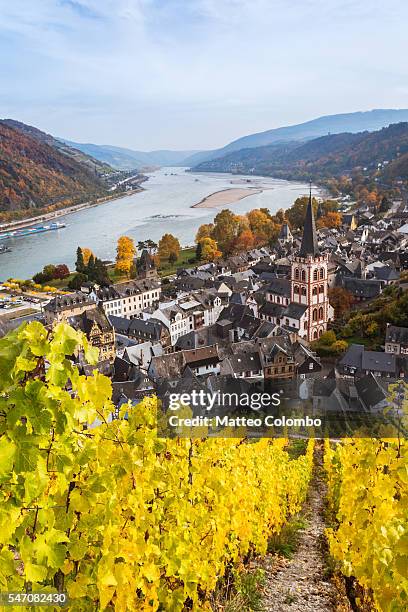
{"left": 0, "top": 121, "right": 109, "bottom": 219}
{"left": 192, "top": 122, "right": 408, "bottom": 183}
{"left": 2, "top": 119, "right": 113, "bottom": 176}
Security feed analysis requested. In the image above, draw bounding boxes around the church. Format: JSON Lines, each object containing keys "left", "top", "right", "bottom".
{"left": 262, "top": 191, "right": 333, "bottom": 342}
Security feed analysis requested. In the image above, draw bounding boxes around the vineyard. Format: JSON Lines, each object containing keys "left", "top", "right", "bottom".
{"left": 0, "top": 320, "right": 407, "bottom": 610}
{"left": 324, "top": 438, "right": 408, "bottom": 612}
{"left": 0, "top": 321, "right": 314, "bottom": 610}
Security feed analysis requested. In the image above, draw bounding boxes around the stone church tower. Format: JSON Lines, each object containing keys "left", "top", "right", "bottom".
{"left": 290, "top": 190, "right": 330, "bottom": 342}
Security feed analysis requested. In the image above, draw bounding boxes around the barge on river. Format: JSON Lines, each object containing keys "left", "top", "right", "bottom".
{"left": 0, "top": 222, "right": 66, "bottom": 241}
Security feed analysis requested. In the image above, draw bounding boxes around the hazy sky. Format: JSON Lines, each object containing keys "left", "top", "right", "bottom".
{"left": 1, "top": 0, "right": 408, "bottom": 150}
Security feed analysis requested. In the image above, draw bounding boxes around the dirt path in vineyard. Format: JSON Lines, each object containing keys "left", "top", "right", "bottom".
{"left": 258, "top": 444, "right": 352, "bottom": 612}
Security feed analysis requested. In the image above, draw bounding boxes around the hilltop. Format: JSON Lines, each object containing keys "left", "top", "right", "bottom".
{"left": 192, "top": 122, "right": 408, "bottom": 185}
{"left": 61, "top": 140, "right": 202, "bottom": 171}
{"left": 0, "top": 120, "right": 109, "bottom": 220}
{"left": 185, "top": 108, "right": 408, "bottom": 166}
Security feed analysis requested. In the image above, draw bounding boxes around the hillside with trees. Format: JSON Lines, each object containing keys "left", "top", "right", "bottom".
{"left": 193, "top": 122, "right": 408, "bottom": 192}
{"left": 2, "top": 119, "right": 113, "bottom": 177}
{"left": 0, "top": 121, "right": 109, "bottom": 219}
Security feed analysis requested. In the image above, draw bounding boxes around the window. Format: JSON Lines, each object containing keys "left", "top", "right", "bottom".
{"left": 294, "top": 285, "right": 299, "bottom": 294}
{"left": 318, "top": 328, "right": 323, "bottom": 337}
{"left": 301, "top": 270, "right": 306, "bottom": 281}
{"left": 301, "top": 287, "right": 307, "bottom": 296}
{"left": 295, "top": 268, "right": 300, "bottom": 280}
{"left": 319, "top": 284, "right": 324, "bottom": 293}
{"left": 313, "top": 330, "right": 318, "bottom": 340}
{"left": 318, "top": 307, "right": 324, "bottom": 320}
{"left": 313, "top": 269, "right": 318, "bottom": 281}
{"left": 320, "top": 268, "right": 325, "bottom": 279}
{"left": 312, "top": 287, "right": 317, "bottom": 296}
{"left": 312, "top": 308, "right": 317, "bottom": 321}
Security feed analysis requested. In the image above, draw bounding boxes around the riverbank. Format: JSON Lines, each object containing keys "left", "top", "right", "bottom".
{"left": 0, "top": 169, "right": 320, "bottom": 280}
{"left": 0, "top": 184, "right": 146, "bottom": 232}
{"left": 191, "top": 187, "right": 264, "bottom": 208}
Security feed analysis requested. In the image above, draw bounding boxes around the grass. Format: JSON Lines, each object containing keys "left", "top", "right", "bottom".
{"left": 342, "top": 334, "right": 380, "bottom": 350}
{"left": 46, "top": 274, "right": 76, "bottom": 289}
{"left": 211, "top": 566, "right": 266, "bottom": 612}
{"left": 268, "top": 516, "right": 308, "bottom": 560}
{"left": 158, "top": 247, "right": 197, "bottom": 277}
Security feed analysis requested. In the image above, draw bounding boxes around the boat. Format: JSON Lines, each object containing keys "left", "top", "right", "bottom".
{"left": 0, "top": 222, "right": 66, "bottom": 241}
{"left": 0, "top": 245, "right": 11, "bottom": 254}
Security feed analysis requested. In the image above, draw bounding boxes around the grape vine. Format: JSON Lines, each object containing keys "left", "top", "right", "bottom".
{"left": 0, "top": 321, "right": 314, "bottom": 610}
{"left": 324, "top": 428, "right": 408, "bottom": 611}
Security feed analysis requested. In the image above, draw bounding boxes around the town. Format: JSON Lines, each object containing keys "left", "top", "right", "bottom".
{"left": 2, "top": 188, "right": 407, "bottom": 426}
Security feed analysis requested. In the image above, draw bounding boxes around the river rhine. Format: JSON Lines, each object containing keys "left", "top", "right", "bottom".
{"left": 0, "top": 169, "right": 320, "bottom": 280}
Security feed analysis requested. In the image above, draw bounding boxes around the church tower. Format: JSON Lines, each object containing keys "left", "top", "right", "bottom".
{"left": 290, "top": 188, "right": 329, "bottom": 342}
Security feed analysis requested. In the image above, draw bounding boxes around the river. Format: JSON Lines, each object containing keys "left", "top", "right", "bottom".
{"left": 0, "top": 168, "right": 320, "bottom": 280}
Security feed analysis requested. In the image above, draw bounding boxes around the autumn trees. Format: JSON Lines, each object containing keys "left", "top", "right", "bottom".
{"left": 115, "top": 236, "right": 137, "bottom": 277}
{"left": 195, "top": 206, "right": 283, "bottom": 259}
{"left": 158, "top": 233, "right": 180, "bottom": 264}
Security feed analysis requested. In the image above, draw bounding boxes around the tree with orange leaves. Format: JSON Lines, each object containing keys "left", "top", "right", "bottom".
{"left": 317, "top": 211, "right": 342, "bottom": 229}
{"left": 234, "top": 229, "right": 255, "bottom": 252}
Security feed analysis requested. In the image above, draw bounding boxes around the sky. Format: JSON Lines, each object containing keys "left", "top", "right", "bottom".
{"left": 0, "top": 0, "right": 408, "bottom": 150}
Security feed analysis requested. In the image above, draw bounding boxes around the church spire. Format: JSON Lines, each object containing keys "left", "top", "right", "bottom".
{"left": 299, "top": 182, "right": 320, "bottom": 258}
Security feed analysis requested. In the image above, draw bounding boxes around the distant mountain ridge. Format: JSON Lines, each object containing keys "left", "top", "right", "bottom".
{"left": 185, "top": 109, "right": 408, "bottom": 167}
{"left": 60, "top": 140, "right": 202, "bottom": 170}
{"left": 192, "top": 122, "right": 408, "bottom": 183}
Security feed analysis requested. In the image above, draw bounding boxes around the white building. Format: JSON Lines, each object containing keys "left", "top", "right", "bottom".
{"left": 95, "top": 279, "right": 161, "bottom": 319}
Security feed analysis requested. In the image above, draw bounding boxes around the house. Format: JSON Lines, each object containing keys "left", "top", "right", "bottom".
{"left": 44, "top": 291, "right": 96, "bottom": 324}
{"left": 340, "top": 277, "right": 382, "bottom": 301}
{"left": 385, "top": 325, "right": 408, "bottom": 356}
{"left": 220, "top": 351, "right": 263, "bottom": 379}
{"left": 96, "top": 279, "right": 161, "bottom": 319}
{"left": 293, "top": 343, "right": 322, "bottom": 377}
{"left": 354, "top": 374, "right": 388, "bottom": 411}
{"left": 183, "top": 345, "right": 221, "bottom": 376}
{"left": 148, "top": 345, "right": 221, "bottom": 380}
{"left": 371, "top": 265, "right": 399, "bottom": 286}
{"left": 263, "top": 343, "right": 296, "bottom": 381}
{"left": 338, "top": 344, "right": 398, "bottom": 378}
{"left": 109, "top": 315, "right": 171, "bottom": 347}
{"left": 68, "top": 305, "right": 116, "bottom": 363}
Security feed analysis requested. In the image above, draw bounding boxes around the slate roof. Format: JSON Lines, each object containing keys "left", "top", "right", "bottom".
{"left": 355, "top": 373, "right": 387, "bottom": 409}
{"left": 266, "top": 278, "right": 291, "bottom": 298}
{"left": 224, "top": 352, "right": 262, "bottom": 374}
{"left": 259, "top": 302, "right": 285, "bottom": 318}
{"left": 342, "top": 277, "right": 382, "bottom": 299}
{"left": 44, "top": 291, "right": 94, "bottom": 312}
{"left": 283, "top": 303, "right": 308, "bottom": 320}
{"left": 373, "top": 265, "right": 399, "bottom": 282}
{"left": 386, "top": 325, "right": 408, "bottom": 345}
{"left": 339, "top": 344, "right": 397, "bottom": 374}
{"left": 69, "top": 305, "right": 112, "bottom": 333}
